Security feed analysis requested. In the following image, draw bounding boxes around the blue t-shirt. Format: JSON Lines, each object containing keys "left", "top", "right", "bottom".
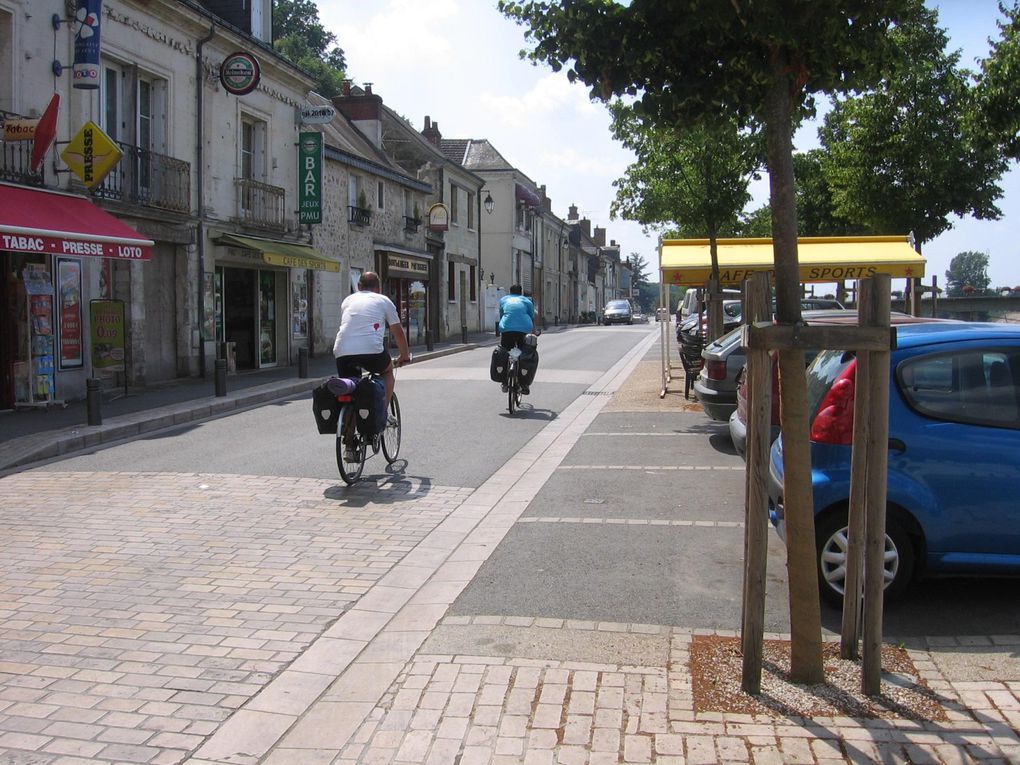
{"left": 499, "top": 294, "right": 534, "bottom": 333}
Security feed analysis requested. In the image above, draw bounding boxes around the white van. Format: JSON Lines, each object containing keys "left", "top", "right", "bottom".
{"left": 678, "top": 288, "right": 741, "bottom": 321}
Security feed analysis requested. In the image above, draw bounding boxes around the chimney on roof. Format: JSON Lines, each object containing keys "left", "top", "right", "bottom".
{"left": 580, "top": 218, "right": 591, "bottom": 237}
{"left": 593, "top": 226, "right": 606, "bottom": 247}
{"left": 611, "top": 239, "right": 617, "bottom": 247}
{"left": 333, "top": 83, "right": 384, "bottom": 148}
{"left": 568, "top": 204, "right": 579, "bottom": 222}
{"left": 539, "top": 185, "right": 551, "bottom": 212}
{"left": 422, "top": 116, "right": 442, "bottom": 147}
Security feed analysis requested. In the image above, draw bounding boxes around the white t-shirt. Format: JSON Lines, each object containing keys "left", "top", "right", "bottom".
{"left": 332, "top": 290, "right": 401, "bottom": 357}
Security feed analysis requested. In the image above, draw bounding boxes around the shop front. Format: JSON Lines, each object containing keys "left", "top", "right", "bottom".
{"left": 376, "top": 245, "right": 432, "bottom": 347}
{"left": 0, "top": 183, "right": 153, "bottom": 409}
{"left": 212, "top": 233, "right": 338, "bottom": 371}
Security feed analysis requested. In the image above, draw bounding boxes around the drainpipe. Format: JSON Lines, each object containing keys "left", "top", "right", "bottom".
{"left": 477, "top": 184, "right": 483, "bottom": 334}
{"left": 196, "top": 25, "right": 215, "bottom": 378}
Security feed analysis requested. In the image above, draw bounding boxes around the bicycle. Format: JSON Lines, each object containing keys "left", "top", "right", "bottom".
{"left": 506, "top": 347, "right": 523, "bottom": 414}
{"left": 329, "top": 366, "right": 402, "bottom": 485}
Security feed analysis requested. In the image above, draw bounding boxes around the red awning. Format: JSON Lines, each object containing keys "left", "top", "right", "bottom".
{"left": 515, "top": 183, "right": 542, "bottom": 208}
{"left": 0, "top": 183, "right": 153, "bottom": 260}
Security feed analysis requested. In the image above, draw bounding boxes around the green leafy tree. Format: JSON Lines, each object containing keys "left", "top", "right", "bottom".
{"left": 946, "top": 251, "right": 992, "bottom": 296}
{"left": 975, "top": 2, "right": 1020, "bottom": 160}
{"left": 793, "top": 151, "right": 872, "bottom": 237}
{"left": 273, "top": 0, "right": 347, "bottom": 98}
{"left": 500, "top": 0, "right": 920, "bottom": 685}
{"left": 736, "top": 150, "right": 875, "bottom": 239}
{"left": 819, "top": 6, "right": 1006, "bottom": 248}
{"left": 735, "top": 205, "right": 773, "bottom": 238}
{"left": 626, "top": 252, "right": 651, "bottom": 289}
{"left": 609, "top": 101, "right": 763, "bottom": 273}
{"left": 609, "top": 102, "right": 763, "bottom": 337}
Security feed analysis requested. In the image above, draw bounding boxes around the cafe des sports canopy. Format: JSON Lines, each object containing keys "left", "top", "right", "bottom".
{"left": 660, "top": 235, "right": 926, "bottom": 287}
{"left": 656, "top": 235, "right": 926, "bottom": 398}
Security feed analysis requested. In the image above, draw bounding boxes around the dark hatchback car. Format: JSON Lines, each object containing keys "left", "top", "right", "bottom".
{"left": 767, "top": 322, "right": 1020, "bottom": 603}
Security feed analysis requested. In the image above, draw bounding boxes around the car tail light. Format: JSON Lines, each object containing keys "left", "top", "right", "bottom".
{"left": 706, "top": 360, "right": 727, "bottom": 380}
{"left": 809, "top": 361, "right": 858, "bottom": 445}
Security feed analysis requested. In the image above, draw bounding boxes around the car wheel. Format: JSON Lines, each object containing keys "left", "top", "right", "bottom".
{"left": 814, "top": 509, "right": 915, "bottom": 606}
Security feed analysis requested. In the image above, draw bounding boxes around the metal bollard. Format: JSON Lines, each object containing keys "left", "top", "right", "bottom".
{"left": 425, "top": 329, "right": 434, "bottom": 351}
{"left": 461, "top": 324, "right": 468, "bottom": 344}
{"left": 298, "top": 346, "right": 309, "bottom": 378}
{"left": 86, "top": 378, "right": 102, "bottom": 426}
{"left": 214, "top": 358, "right": 227, "bottom": 397}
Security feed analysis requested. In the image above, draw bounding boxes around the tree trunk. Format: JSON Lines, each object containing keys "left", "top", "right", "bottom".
{"left": 708, "top": 232, "right": 723, "bottom": 341}
{"left": 765, "top": 53, "right": 824, "bottom": 685}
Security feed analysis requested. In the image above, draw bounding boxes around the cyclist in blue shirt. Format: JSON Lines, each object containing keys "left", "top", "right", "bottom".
{"left": 498, "top": 284, "right": 538, "bottom": 394}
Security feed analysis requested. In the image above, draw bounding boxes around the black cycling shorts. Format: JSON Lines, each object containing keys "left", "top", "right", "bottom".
{"left": 336, "top": 350, "right": 392, "bottom": 377}
{"left": 500, "top": 331, "right": 530, "bottom": 351}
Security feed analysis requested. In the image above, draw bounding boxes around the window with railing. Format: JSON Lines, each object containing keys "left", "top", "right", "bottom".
{"left": 0, "top": 111, "right": 42, "bottom": 184}
{"left": 404, "top": 216, "right": 420, "bottom": 232}
{"left": 349, "top": 205, "right": 371, "bottom": 226}
{"left": 236, "top": 178, "right": 286, "bottom": 229}
{"left": 93, "top": 141, "right": 190, "bottom": 213}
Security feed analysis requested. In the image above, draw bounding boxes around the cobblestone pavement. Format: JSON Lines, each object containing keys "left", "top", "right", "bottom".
{"left": 3, "top": 331, "right": 1020, "bottom": 764}
{"left": 329, "top": 617, "right": 1020, "bottom": 765}
{"left": 0, "top": 471, "right": 467, "bottom": 764}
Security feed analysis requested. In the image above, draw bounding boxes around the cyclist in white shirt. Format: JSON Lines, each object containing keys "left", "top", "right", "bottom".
{"left": 333, "top": 272, "right": 411, "bottom": 411}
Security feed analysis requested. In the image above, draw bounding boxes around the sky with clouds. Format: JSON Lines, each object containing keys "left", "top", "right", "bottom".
{"left": 315, "top": 1, "right": 1018, "bottom": 288}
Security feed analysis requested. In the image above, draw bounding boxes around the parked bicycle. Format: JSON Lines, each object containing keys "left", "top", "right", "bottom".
{"left": 315, "top": 364, "right": 402, "bottom": 485}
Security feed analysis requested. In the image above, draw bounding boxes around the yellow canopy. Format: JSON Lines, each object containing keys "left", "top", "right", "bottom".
{"left": 660, "top": 235, "right": 925, "bottom": 286}
{"left": 215, "top": 233, "right": 340, "bottom": 272}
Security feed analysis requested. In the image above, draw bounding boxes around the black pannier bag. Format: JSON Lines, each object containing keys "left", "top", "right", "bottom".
{"left": 354, "top": 377, "right": 386, "bottom": 437}
{"left": 517, "top": 348, "right": 539, "bottom": 385}
{"left": 490, "top": 346, "right": 509, "bottom": 383}
{"left": 312, "top": 377, "right": 358, "bottom": 434}
{"left": 312, "top": 382, "right": 341, "bottom": 434}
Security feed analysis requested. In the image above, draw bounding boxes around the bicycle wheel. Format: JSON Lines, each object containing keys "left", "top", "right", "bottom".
{"left": 507, "top": 365, "right": 519, "bottom": 414}
{"left": 382, "top": 393, "right": 401, "bottom": 463}
{"left": 336, "top": 405, "right": 365, "bottom": 484}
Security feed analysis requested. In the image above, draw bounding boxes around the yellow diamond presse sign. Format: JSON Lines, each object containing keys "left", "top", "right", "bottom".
{"left": 61, "top": 120, "right": 122, "bottom": 189}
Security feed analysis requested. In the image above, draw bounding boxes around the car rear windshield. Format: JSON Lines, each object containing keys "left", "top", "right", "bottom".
{"left": 805, "top": 349, "right": 856, "bottom": 421}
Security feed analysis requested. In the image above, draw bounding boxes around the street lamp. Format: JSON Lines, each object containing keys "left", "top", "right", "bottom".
{"left": 483, "top": 190, "right": 494, "bottom": 215}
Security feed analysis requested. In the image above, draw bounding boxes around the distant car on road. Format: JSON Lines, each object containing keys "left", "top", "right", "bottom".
{"left": 767, "top": 322, "right": 1020, "bottom": 604}
{"left": 603, "top": 299, "right": 634, "bottom": 325}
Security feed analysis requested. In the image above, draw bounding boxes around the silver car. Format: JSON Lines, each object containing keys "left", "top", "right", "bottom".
{"left": 692, "top": 325, "right": 745, "bottom": 421}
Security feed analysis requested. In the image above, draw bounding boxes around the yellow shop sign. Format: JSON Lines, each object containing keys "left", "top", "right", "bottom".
{"left": 60, "top": 121, "right": 122, "bottom": 189}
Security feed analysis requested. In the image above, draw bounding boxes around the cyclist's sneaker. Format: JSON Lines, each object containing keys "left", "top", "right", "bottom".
{"left": 386, "top": 415, "right": 398, "bottom": 428}
{"left": 343, "top": 447, "right": 358, "bottom": 462}
{"left": 520, "top": 385, "right": 530, "bottom": 395}
{"left": 371, "top": 434, "right": 381, "bottom": 453}
{"left": 501, "top": 384, "right": 509, "bottom": 393}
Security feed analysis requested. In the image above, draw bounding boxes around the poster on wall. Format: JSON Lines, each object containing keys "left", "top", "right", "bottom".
{"left": 89, "top": 299, "right": 125, "bottom": 372}
{"left": 57, "top": 259, "right": 83, "bottom": 369}
{"left": 202, "top": 272, "right": 216, "bottom": 341}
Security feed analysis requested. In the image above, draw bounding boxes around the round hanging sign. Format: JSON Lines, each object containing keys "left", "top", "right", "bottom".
{"left": 220, "top": 51, "right": 261, "bottom": 96}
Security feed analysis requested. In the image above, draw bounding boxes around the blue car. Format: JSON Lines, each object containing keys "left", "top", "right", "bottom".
{"left": 768, "top": 322, "right": 1020, "bottom": 603}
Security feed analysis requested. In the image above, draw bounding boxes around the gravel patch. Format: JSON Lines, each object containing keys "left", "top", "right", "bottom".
{"left": 690, "top": 634, "right": 948, "bottom": 721}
